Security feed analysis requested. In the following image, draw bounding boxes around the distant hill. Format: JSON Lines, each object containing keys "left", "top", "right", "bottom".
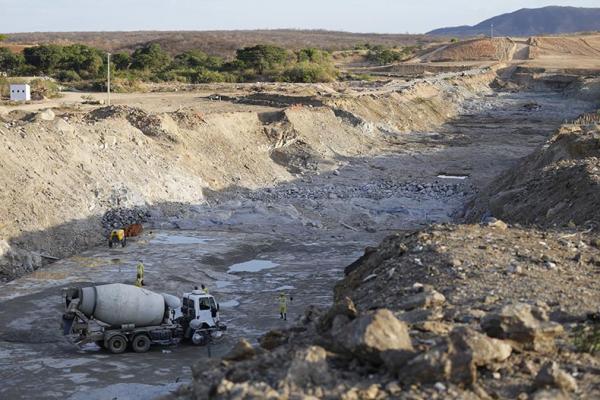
{"left": 3, "top": 30, "right": 434, "bottom": 57}
{"left": 428, "top": 6, "right": 600, "bottom": 37}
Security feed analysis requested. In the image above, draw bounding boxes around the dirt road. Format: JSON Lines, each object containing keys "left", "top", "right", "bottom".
{"left": 0, "top": 88, "right": 594, "bottom": 399}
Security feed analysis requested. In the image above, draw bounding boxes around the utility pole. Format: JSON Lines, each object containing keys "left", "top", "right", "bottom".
{"left": 107, "top": 53, "right": 111, "bottom": 106}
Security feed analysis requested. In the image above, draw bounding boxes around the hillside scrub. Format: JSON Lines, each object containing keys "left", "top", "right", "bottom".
{"left": 366, "top": 45, "right": 417, "bottom": 65}
{"left": 0, "top": 43, "right": 340, "bottom": 86}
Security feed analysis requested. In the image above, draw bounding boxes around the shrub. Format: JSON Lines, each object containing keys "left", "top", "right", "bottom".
{"left": 0, "top": 76, "right": 9, "bottom": 98}
{"left": 173, "top": 50, "right": 223, "bottom": 70}
{"left": 30, "top": 78, "right": 61, "bottom": 99}
{"left": 367, "top": 48, "right": 403, "bottom": 65}
{"left": 573, "top": 324, "right": 600, "bottom": 354}
{"left": 112, "top": 52, "right": 131, "bottom": 70}
{"left": 283, "top": 62, "right": 337, "bottom": 83}
{"left": 131, "top": 43, "right": 171, "bottom": 71}
{"left": 24, "top": 45, "right": 64, "bottom": 73}
{"left": 56, "top": 70, "right": 81, "bottom": 82}
{"left": 191, "top": 69, "right": 235, "bottom": 83}
{"left": 236, "top": 45, "right": 289, "bottom": 74}
{"left": 0, "top": 48, "right": 25, "bottom": 75}
{"left": 297, "top": 48, "right": 330, "bottom": 64}
{"left": 60, "top": 44, "right": 104, "bottom": 78}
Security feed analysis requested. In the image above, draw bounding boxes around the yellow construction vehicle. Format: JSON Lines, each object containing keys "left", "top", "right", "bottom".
{"left": 108, "top": 229, "right": 126, "bottom": 248}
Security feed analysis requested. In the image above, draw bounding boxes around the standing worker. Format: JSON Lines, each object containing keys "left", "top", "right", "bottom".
{"left": 278, "top": 292, "right": 292, "bottom": 321}
{"left": 201, "top": 284, "right": 209, "bottom": 294}
{"left": 136, "top": 261, "right": 145, "bottom": 287}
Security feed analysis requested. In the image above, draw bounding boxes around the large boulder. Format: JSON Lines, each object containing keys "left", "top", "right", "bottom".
{"left": 39, "top": 108, "right": 55, "bottom": 121}
{"left": 534, "top": 362, "right": 578, "bottom": 392}
{"left": 392, "top": 327, "right": 512, "bottom": 385}
{"left": 396, "top": 288, "right": 446, "bottom": 311}
{"left": 334, "top": 309, "right": 413, "bottom": 364}
{"left": 223, "top": 339, "right": 256, "bottom": 362}
{"left": 481, "top": 303, "right": 563, "bottom": 352}
{"left": 318, "top": 296, "right": 358, "bottom": 333}
{"left": 285, "top": 346, "right": 332, "bottom": 387}
{"left": 450, "top": 327, "right": 512, "bottom": 366}
{"left": 259, "top": 330, "right": 289, "bottom": 351}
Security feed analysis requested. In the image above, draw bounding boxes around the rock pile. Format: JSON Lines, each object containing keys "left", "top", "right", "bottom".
{"left": 101, "top": 206, "right": 150, "bottom": 233}
{"left": 0, "top": 240, "right": 43, "bottom": 281}
{"left": 245, "top": 179, "right": 473, "bottom": 203}
{"left": 467, "top": 123, "right": 600, "bottom": 231}
{"left": 168, "top": 221, "right": 600, "bottom": 399}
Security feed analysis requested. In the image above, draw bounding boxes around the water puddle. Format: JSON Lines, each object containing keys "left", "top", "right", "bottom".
{"left": 227, "top": 260, "right": 279, "bottom": 273}
{"left": 437, "top": 174, "right": 469, "bottom": 180}
{"left": 215, "top": 280, "right": 233, "bottom": 289}
{"left": 150, "top": 234, "right": 211, "bottom": 245}
{"left": 219, "top": 300, "right": 240, "bottom": 308}
{"left": 274, "top": 285, "right": 295, "bottom": 291}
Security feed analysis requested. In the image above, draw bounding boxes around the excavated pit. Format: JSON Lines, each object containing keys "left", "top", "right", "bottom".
{"left": 0, "top": 69, "right": 598, "bottom": 399}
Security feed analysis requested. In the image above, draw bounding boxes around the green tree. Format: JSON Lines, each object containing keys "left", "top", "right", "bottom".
{"left": 0, "top": 48, "right": 25, "bottom": 75}
{"left": 0, "top": 34, "right": 7, "bottom": 42}
{"left": 131, "top": 43, "right": 171, "bottom": 71}
{"left": 235, "top": 45, "right": 288, "bottom": 74}
{"left": 173, "top": 50, "right": 223, "bottom": 70}
{"left": 112, "top": 52, "right": 132, "bottom": 70}
{"left": 23, "top": 45, "right": 64, "bottom": 73}
{"left": 60, "top": 44, "right": 104, "bottom": 78}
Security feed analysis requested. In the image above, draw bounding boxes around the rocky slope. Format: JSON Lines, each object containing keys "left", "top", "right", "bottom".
{"left": 168, "top": 222, "right": 600, "bottom": 399}
{"left": 465, "top": 120, "right": 600, "bottom": 231}
{"left": 165, "top": 86, "right": 600, "bottom": 400}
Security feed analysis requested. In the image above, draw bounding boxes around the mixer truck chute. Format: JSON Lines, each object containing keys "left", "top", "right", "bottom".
{"left": 62, "top": 284, "right": 226, "bottom": 354}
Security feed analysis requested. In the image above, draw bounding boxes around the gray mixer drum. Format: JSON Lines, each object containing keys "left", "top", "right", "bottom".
{"left": 79, "top": 283, "right": 166, "bottom": 327}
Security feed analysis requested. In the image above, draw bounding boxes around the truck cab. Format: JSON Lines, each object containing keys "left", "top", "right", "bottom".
{"left": 182, "top": 290, "right": 220, "bottom": 325}
{"left": 181, "top": 290, "right": 225, "bottom": 344}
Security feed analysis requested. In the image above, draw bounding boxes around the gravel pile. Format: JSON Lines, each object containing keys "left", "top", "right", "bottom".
{"left": 245, "top": 179, "right": 474, "bottom": 203}
{"left": 101, "top": 207, "right": 150, "bottom": 233}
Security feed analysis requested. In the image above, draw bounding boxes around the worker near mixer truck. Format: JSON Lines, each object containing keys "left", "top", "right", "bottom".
{"left": 136, "top": 261, "right": 145, "bottom": 287}
{"left": 278, "top": 292, "right": 293, "bottom": 321}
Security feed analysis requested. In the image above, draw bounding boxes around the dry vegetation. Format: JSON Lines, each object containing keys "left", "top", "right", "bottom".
{"left": 4, "top": 30, "right": 435, "bottom": 57}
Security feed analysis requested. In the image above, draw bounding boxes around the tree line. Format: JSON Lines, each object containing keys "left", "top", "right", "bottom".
{"left": 0, "top": 43, "right": 340, "bottom": 87}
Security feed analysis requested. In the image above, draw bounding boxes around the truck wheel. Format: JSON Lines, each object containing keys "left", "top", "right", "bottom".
{"left": 131, "top": 334, "right": 151, "bottom": 353}
{"left": 106, "top": 335, "right": 128, "bottom": 354}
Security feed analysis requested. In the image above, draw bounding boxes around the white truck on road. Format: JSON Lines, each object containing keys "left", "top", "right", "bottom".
{"left": 62, "top": 284, "right": 226, "bottom": 354}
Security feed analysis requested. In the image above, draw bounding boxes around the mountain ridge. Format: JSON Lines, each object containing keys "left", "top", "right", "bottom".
{"left": 428, "top": 6, "right": 600, "bottom": 37}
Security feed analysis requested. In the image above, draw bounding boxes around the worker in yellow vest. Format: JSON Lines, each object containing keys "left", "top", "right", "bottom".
{"left": 136, "top": 261, "right": 145, "bottom": 287}
{"left": 278, "top": 292, "right": 293, "bottom": 321}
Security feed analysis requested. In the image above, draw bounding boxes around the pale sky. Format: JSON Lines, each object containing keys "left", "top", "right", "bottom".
{"left": 1, "top": 1, "right": 599, "bottom": 34}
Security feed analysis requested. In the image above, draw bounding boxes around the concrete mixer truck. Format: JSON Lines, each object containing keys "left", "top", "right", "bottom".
{"left": 62, "top": 284, "right": 227, "bottom": 354}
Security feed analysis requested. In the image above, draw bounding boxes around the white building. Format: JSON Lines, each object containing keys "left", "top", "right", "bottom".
{"left": 10, "top": 84, "right": 31, "bottom": 101}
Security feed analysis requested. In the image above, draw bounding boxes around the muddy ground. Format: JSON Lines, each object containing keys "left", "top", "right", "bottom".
{"left": 0, "top": 88, "right": 594, "bottom": 399}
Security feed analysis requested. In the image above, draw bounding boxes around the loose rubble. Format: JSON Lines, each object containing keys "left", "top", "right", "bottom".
{"left": 169, "top": 221, "right": 600, "bottom": 399}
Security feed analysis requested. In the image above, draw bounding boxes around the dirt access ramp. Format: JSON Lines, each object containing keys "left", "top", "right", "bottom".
{"left": 417, "top": 38, "right": 516, "bottom": 63}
